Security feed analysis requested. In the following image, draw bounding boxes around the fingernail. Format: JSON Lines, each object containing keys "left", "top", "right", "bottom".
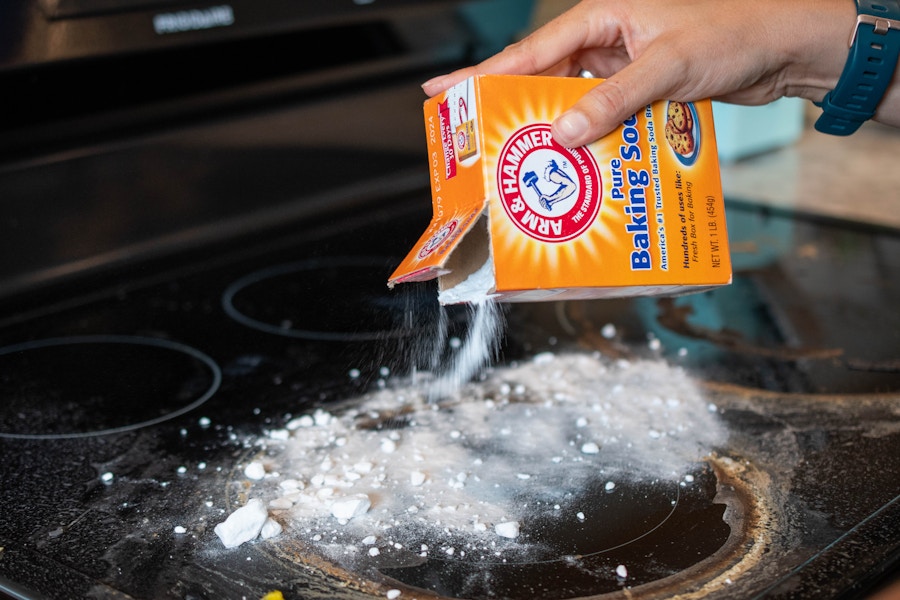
{"left": 554, "top": 110, "right": 589, "bottom": 146}
{"left": 421, "top": 76, "right": 443, "bottom": 92}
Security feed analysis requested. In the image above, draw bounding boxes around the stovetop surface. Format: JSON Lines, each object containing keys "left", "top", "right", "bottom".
{"left": 0, "top": 196, "right": 898, "bottom": 600}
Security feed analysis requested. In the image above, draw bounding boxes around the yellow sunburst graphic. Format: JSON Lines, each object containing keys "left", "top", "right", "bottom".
{"left": 478, "top": 77, "right": 645, "bottom": 291}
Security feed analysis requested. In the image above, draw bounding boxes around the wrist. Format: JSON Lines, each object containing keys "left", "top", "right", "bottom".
{"left": 781, "top": 0, "right": 858, "bottom": 103}
{"left": 811, "top": 0, "right": 900, "bottom": 134}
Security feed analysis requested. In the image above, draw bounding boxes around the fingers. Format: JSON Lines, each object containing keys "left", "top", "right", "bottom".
{"left": 553, "top": 44, "right": 689, "bottom": 146}
{"left": 421, "top": 67, "right": 478, "bottom": 97}
{"left": 422, "top": 1, "right": 698, "bottom": 148}
{"left": 423, "top": 4, "right": 597, "bottom": 96}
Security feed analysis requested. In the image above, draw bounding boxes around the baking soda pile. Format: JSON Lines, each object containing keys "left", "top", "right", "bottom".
{"left": 215, "top": 347, "right": 726, "bottom": 567}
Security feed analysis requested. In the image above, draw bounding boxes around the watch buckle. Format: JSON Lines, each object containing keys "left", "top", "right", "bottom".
{"left": 850, "top": 14, "right": 900, "bottom": 46}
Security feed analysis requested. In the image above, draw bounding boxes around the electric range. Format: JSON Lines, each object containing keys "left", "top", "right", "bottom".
{"left": 0, "top": 0, "right": 898, "bottom": 597}
{"left": 0, "top": 190, "right": 898, "bottom": 599}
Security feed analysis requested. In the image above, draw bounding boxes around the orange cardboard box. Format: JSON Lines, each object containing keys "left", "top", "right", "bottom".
{"left": 389, "top": 75, "right": 732, "bottom": 303}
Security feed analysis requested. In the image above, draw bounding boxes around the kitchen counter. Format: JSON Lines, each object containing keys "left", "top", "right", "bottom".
{"left": 721, "top": 112, "right": 900, "bottom": 229}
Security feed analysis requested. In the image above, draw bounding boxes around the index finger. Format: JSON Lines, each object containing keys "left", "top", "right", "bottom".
{"left": 553, "top": 41, "right": 694, "bottom": 145}
{"left": 422, "top": 4, "right": 603, "bottom": 96}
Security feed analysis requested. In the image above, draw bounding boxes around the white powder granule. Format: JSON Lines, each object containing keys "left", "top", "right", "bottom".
{"left": 287, "top": 415, "right": 314, "bottom": 429}
{"left": 616, "top": 564, "right": 629, "bottom": 578}
{"left": 281, "top": 478, "right": 303, "bottom": 491}
{"left": 581, "top": 442, "right": 600, "bottom": 454}
{"left": 269, "top": 497, "right": 293, "bottom": 510}
{"left": 268, "top": 429, "right": 290, "bottom": 441}
{"left": 173, "top": 526, "right": 187, "bottom": 534}
{"left": 244, "top": 461, "right": 266, "bottom": 481}
{"left": 214, "top": 498, "right": 269, "bottom": 549}
{"left": 330, "top": 494, "right": 372, "bottom": 522}
{"left": 494, "top": 521, "right": 520, "bottom": 539}
{"left": 260, "top": 518, "right": 283, "bottom": 539}
{"left": 386, "top": 590, "right": 401, "bottom": 599}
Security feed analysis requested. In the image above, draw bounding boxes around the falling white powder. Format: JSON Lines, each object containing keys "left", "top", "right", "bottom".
{"left": 426, "top": 298, "right": 504, "bottom": 401}
{"left": 616, "top": 564, "right": 628, "bottom": 578}
{"left": 244, "top": 352, "right": 725, "bottom": 564}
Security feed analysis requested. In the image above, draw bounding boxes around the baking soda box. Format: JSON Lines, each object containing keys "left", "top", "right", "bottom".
{"left": 388, "top": 75, "right": 731, "bottom": 303}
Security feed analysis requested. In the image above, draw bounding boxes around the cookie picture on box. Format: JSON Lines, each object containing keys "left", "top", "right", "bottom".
{"left": 664, "top": 101, "right": 700, "bottom": 165}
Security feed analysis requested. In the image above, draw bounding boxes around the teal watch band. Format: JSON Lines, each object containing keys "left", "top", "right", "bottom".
{"left": 815, "top": 0, "right": 900, "bottom": 135}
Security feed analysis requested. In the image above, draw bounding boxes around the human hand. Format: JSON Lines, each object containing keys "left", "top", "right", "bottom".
{"left": 423, "top": 0, "right": 855, "bottom": 146}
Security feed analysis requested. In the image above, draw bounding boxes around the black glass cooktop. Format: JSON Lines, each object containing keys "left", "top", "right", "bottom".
{"left": 0, "top": 196, "right": 898, "bottom": 600}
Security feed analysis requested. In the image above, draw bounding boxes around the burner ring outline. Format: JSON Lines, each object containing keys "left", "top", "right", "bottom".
{"left": 222, "top": 256, "right": 414, "bottom": 342}
{"left": 0, "top": 334, "right": 222, "bottom": 440}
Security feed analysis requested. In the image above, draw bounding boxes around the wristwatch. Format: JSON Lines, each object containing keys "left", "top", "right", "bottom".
{"left": 814, "top": 0, "right": 900, "bottom": 135}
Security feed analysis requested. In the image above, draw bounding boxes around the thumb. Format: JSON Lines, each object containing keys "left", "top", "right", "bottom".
{"left": 552, "top": 48, "right": 687, "bottom": 146}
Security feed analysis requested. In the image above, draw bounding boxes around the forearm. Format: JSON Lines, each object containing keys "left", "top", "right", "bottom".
{"left": 778, "top": 0, "right": 900, "bottom": 129}
{"left": 425, "top": 0, "right": 900, "bottom": 143}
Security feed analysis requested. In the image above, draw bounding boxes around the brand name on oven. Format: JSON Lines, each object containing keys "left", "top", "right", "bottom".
{"left": 153, "top": 5, "right": 235, "bottom": 35}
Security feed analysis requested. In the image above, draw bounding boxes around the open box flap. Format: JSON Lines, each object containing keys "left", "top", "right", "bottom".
{"left": 389, "top": 75, "right": 488, "bottom": 287}
{"left": 388, "top": 198, "right": 487, "bottom": 286}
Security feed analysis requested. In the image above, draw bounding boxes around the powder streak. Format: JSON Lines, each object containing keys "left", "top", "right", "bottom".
{"left": 427, "top": 299, "right": 504, "bottom": 401}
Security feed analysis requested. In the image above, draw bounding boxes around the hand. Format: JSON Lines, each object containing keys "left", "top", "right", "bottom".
{"left": 423, "top": 0, "right": 859, "bottom": 146}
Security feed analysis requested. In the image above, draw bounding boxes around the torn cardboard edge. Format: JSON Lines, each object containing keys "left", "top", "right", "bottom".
{"left": 387, "top": 206, "right": 495, "bottom": 302}
{"left": 390, "top": 207, "right": 730, "bottom": 305}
